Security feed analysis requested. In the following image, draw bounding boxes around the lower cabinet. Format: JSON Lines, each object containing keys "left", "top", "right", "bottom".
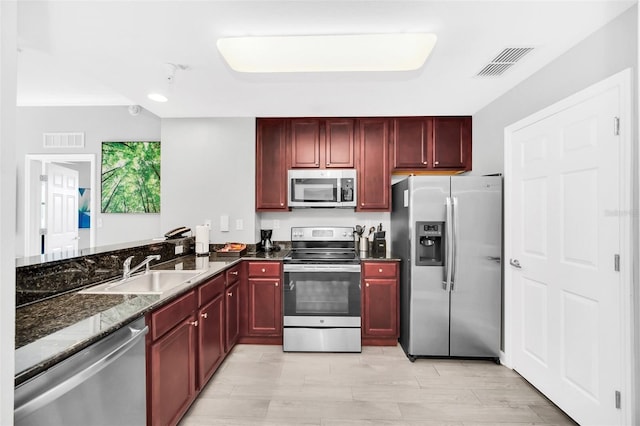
{"left": 239, "top": 261, "right": 282, "bottom": 344}
{"left": 361, "top": 261, "right": 399, "bottom": 346}
{"left": 225, "top": 280, "right": 240, "bottom": 350}
{"left": 147, "top": 271, "right": 231, "bottom": 426}
{"left": 147, "top": 291, "right": 198, "bottom": 426}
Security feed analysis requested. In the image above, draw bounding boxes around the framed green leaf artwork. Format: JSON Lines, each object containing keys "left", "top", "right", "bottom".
{"left": 101, "top": 141, "right": 161, "bottom": 213}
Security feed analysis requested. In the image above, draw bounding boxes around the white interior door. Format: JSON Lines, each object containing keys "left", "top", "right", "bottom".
{"left": 506, "top": 72, "right": 631, "bottom": 425}
{"left": 45, "top": 163, "right": 79, "bottom": 255}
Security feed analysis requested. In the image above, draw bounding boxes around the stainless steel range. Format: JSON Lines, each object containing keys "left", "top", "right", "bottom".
{"left": 283, "top": 226, "right": 361, "bottom": 353}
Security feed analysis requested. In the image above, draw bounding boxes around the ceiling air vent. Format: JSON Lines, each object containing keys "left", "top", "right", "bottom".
{"left": 476, "top": 47, "right": 534, "bottom": 77}
{"left": 43, "top": 132, "right": 85, "bottom": 148}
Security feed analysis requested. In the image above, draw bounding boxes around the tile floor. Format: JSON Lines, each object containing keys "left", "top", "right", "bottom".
{"left": 179, "top": 344, "right": 577, "bottom": 426}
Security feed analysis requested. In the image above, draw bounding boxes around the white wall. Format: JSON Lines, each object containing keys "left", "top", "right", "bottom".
{"left": 472, "top": 6, "right": 637, "bottom": 176}
{"left": 1, "top": 1, "right": 17, "bottom": 423}
{"left": 160, "top": 118, "right": 257, "bottom": 243}
{"left": 473, "top": 5, "right": 638, "bottom": 422}
{"left": 15, "top": 106, "right": 162, "bottom": 254}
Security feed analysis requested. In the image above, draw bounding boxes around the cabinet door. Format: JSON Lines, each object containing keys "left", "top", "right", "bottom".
{"left": 392, "top": 117, "right": 430, "bottom": 170}
{"left": 247, "top": 278, "right": 282, "bottom": 336}
{"left": 225, "top": 281, "right": 240, "bottom": 351}
{"left": 325, "top": 119, "right": 355, "bottom": 168}
{"left": 431, "top": 116, "right": 472, "bottom": 170}
{"left": 290, "top": 119, "right": 320, "bottom": 168}
{"left": 357, "top": 118, "right": 390, "bottom": 211}
{"left": 148, "top": 317, "right": 197, "bottom": 426}
{"left": 197, "top": 293, "right": 224, "bottom": 388}
{"left": 256, "top": 119, "right": 288, "bottom": 211}
{"left": 362, "top": 278, "right": 398, "bottom": 338}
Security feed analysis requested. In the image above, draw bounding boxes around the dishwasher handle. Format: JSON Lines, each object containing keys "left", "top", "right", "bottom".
{"left": 14, "top": 321, "right": 149, "bottom": 421}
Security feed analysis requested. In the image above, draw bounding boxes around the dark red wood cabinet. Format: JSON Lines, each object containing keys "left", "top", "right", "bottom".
{"left": 361, "top": 261, "right": 399, "bottom": 346}
{"left": 147, "top": 291, "right": 198, "bottom": 426}
{"left": 391, "top": 116, "right": 471, "bottom": 172}
{"left": 256, "top": 119, "right": 288, "bottom": 211}
{"left": 290, "top": 118, "right": 355, "bottom": 169}
{"left": 391, "top": 117, "right": 431, "bottom": 170}
{"left": 225, "top": 281, "right": 240, "bottom": 351}
{"left": 246, "top": 261, "right": 282, "bottom": 337}
{"left": 196, "top": 274, "right": 225, "bottom": 387}
{"left": 357, "top": 118, "right": 390, "bottom": 211}
{"left": 431, "top": 116, "right": 472, "bottom": 170}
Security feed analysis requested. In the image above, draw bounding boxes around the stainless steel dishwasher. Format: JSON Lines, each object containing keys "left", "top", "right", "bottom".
{"left": 14, "top": 317, "right": 148, "bottom": 426}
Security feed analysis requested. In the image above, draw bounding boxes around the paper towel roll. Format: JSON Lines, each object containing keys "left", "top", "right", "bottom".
{"left": 195, "top": 225, "right": 210, "bottom": 255}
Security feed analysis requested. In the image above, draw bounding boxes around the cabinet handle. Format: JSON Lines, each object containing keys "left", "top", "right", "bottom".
{"left": 227, "top": 292, "right": 233, "bottom": 297}
{"left": 201, "top": 312, "right": 208, "bottom": 319}
{"left": 261, "top": 268, "right": 266, "bottom": 273}
{"left": 378, "top": 268, "right": 383, "bottom": 273}
{"left": 280, "top": 203, "right": 284, "bottom": 206}
{"left": 275, "top": 282, "right": 279, "bottom": 287}
{"left": 366, "top": 283, "right": 370, "bottom": 287}
{"left": 422, "top": 161, "right": 427, "bottom": 165}
{"left": 189, "top": 320, "right": 199, "bottom": 327}
{"left": 434, "top": 161, "right": 439, "bottom": 165}
{"left": 230, "top": 271, "right": 238, "bottom": 276}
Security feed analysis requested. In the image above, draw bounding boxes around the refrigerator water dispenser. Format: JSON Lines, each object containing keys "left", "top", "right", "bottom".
{"left": 415, "top": 221, "right": 444, "bottom": 266}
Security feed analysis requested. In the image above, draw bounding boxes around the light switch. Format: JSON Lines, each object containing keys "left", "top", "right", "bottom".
{"left": 236, "top": 219, "right": 243, "bottom": 230}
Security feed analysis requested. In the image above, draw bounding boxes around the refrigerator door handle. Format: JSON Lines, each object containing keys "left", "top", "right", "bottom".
{"left": 443, "top": 196, "right": 453, "bottom": 291}
{"left": 451, "top": 196, "right": 459, "bottom": 291}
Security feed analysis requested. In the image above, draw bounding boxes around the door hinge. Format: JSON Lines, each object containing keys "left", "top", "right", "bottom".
{"left": 614, "top": 117, "right": 620, "bottom": 136}
{"left": 614, "top": 254, "right": 620, "bottom": 272}
{"left": 39, "top": 174, "right": 48, "bottom": 182}
{"left": 615, "top": 390, "right": 621, "bottom": 409}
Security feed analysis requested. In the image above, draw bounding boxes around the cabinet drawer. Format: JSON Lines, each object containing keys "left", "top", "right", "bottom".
{"left": 198, "top": 273, "right": 225, "bottom": 306}
{"left": 225, "top": 264, "right": 242, "bottom": 286}
{"left": 362, "top": 262, "right": 398, "bottom": 278}
{"left": 150, "top": 291, "right": 197, "bottom": 341}
{"left": 248, "top": 261, "right": 281, "bottom": 278}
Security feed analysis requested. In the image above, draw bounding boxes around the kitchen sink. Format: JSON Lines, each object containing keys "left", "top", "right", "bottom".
{"left": 79, "top": 270, "right": 208, "bottom": 295}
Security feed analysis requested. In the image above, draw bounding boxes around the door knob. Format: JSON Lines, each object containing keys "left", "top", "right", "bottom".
{"left": 509, "top": 258, "right": 522, "bottom": 269}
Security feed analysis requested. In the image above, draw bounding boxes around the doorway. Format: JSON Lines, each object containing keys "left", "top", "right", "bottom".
{"left": 24, "top": 154, "right": 96, "bottom": 257}
{"left": 504, "top": 69, "right": 633, "bottom": 425}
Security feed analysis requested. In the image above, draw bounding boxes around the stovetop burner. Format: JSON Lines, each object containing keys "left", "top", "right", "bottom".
{"left": 284, "top": 226, "right": 359, "bottom": 265}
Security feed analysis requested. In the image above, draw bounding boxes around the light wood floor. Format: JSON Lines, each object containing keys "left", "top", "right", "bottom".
{"left": 180, "top": 344, "right": 577, "bottom": 426}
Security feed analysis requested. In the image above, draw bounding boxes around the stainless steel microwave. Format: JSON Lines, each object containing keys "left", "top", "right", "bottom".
{"left": 288, "top": 169, "right": 357, "bottom": 208}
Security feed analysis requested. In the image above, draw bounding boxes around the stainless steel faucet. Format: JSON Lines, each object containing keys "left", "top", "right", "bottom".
{"left": 123, "top": 254, "right": 161, "bottom": 279}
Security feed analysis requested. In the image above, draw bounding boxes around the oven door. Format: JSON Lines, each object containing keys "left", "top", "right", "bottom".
{"left": 283, "top": 263, "right": 361, "bottom": 352}
{"left": 283, "top": 263, "right": 361, "bottom": 326}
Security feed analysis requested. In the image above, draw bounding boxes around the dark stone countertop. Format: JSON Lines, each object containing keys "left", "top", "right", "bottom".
{"left": 15, "top": 251, "right": 286, "bottom": 386}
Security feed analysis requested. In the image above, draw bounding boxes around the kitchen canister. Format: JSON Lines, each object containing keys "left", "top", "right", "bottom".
{"left": 195, "top": 225, "right": 210, "bottom": 256}
{"left": 359, "top": 235, "right": 369, "bottom": 253}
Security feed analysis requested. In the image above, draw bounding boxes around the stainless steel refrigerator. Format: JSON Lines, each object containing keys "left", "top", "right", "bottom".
{"left": 391, "top": 175, "right": 502, "bottom": 360}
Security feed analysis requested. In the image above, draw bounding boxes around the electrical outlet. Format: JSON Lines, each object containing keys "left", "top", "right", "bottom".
{"left": 175, "top": 245, "right": 184, "bottom": 255}
{"left": 220, "top": 215, "right": 229, "bottom": 232}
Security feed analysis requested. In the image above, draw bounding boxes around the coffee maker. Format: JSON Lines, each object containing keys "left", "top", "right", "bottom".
{"left": 260, "top": 229, "right": 275, "bottom": 252}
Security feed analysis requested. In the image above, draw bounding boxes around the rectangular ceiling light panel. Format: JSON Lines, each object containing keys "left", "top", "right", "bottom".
{"left": 217, "top": 33, "right": 437, "bottom": 73}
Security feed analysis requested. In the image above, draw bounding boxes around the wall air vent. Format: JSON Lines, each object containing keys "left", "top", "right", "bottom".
{"left": 43, "top": 132, "right": 85, "bottom": 148}
{"left": 476, "top": 47, "right": 534, "bottom": 77}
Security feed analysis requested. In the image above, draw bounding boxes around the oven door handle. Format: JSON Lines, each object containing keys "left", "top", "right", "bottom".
{"left": 283, "top": 264, "right": 361, "bottom": 273}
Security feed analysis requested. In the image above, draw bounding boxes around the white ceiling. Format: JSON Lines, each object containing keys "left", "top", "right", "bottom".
{"left": 16, "top": 0, "right": 636, "bottom": 118}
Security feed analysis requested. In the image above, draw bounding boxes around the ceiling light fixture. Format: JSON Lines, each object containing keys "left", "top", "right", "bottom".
{"left": 147, "top": 93, "right": 168, "bottom": 102}
{"left": 216, "top": 33, "right": 437, "bottom": 73}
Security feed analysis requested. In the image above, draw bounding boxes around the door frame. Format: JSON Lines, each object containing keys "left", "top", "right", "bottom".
{"left": 502, "top": 68, "right": 634, "bottom": 423}
{"left": 24, "top": 154, "right": 96, "bottom": 256}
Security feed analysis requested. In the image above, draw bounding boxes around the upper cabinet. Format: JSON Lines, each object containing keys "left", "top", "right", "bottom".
{"left": 391, "top": 116, "right": 472, "bottom": 172}
{"left": 290, "top": 118, "right": 355, "bottom": 169}
{"left": 391, "top": 117, "right": 431, "bottom": 170}
{"left": 357, "top": 118, "right": 390, "bottom": 212}
{"left": 431, "top": 116, "right": 472, "bottom": 170}
{"left": 256, "top": 119, "right": 288, "bottom": 211}
{"left": 256, "top": 116, "right": 472, "bottom": 212}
